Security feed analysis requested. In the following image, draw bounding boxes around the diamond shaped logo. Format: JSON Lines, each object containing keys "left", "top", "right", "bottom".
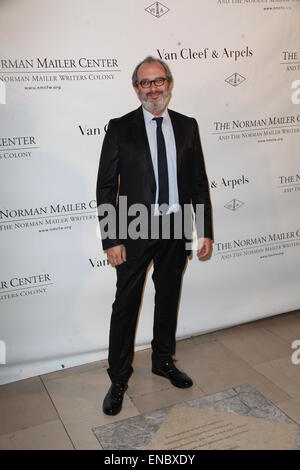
{"left": 145, "top": 2, "right": 170, "bottom": 18}
{"left": 225, "top": 73, "right": 246, "bottom": 87}
{"left": 224, "top": 199, "right": 244, "bottom": 211}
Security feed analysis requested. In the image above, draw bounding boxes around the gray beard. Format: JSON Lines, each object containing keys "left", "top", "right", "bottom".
{"left": 138, "top": 88, "right": 171, "bottom": 114}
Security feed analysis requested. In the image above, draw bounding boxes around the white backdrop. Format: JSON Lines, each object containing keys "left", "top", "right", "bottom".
{"left": 1, "top": 0, "right": 300, "bottom": 385}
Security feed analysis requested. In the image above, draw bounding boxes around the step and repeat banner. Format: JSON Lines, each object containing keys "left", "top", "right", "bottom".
{"left": 1, "top": 0, "right": 300, "bottom": 384}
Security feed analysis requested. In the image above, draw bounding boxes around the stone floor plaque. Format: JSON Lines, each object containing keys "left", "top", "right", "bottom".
{"left": 93, "top": 384, "right": 300, "bottom": 450}
{"left": 146, "top": 404, "right": 297, "bottom": 450}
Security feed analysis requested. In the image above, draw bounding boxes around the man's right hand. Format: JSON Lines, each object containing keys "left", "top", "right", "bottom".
{"left": 106, "top": 244, "right": 126, "bottom": 267}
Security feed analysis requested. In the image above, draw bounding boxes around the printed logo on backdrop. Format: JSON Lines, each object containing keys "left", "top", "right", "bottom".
{"left": 0, "top": 273, "right": 53, "bottom": 302}
{"left": 210, "top": 175, "right": 249, "bottom": 191}
{"left": 225, "top": 73, "right": 246, "bottom": 87}
{"left": 0, "top": 136, "right": 38, "bottom": 161}
{"left": 0, "top": 57, "right": 121, "bottom": 93}
{"left": 89, "top": 257, "right": 110, "bottom": 269}
{"left": 282, "top": 51, "right": 300, "bottom": 73}
{"left": 156, "top": 46, "right": 253, "bottom": 63}
{"left": 145, "top": 2, "right": 170, "bottom": 18}
{"left": 0, "top": 127, "right": 105, "bottom": 162}
{"left": 0, "top": 200, "right": 97, "bottom": 234}
{"left": 79, "top": 124, "right": 101, "bottom": 137}
{"left": 278, "top": 174, "right": 300, "bottom": 194}
{"left": 212, "top": 114, "right": 300, "bottom": 144}
{"left": 217, "top": 0, "right": 298, "bottom": 12}
{"left": 80, "top": 123, "right": 109, "bottom": 136}
{"left": 215, "top": 229, "right": 300, "bottom": 262}
{"left": 224, "top": 199, "right": 244, "bottom": 211}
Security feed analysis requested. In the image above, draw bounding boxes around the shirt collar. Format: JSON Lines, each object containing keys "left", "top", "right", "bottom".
{"left": 142, "top": 106, "right": 169, "bottom": 125}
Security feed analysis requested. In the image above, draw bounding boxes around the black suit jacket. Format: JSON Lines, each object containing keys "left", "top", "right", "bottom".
{"left": 96, "top": 106, "right": 213, "bottom": 258}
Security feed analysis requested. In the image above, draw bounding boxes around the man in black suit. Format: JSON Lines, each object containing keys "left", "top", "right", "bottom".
{"left": 96, "top": 56, "right": 213, "bottom": 415}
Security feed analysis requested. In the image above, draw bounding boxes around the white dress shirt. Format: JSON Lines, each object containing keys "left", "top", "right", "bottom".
{"left": 142, "top": 107, "right": 180, "bottom": 215}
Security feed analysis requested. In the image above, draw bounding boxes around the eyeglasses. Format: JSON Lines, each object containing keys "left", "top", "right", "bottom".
{"left": 138, "top": 77, "right": 167, "bottom": 88}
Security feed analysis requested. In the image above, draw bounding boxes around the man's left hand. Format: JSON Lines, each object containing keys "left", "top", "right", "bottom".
{"left": 197, "top": 238, "right": 213, "bottom": 260}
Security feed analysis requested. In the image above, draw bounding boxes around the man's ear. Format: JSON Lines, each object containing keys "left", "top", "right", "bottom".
{"left": 133, "top": 85, "right": 139, "bottom": 96}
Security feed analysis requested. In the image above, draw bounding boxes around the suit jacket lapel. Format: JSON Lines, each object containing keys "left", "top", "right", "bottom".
{"left": 168, "top": 109, "right": 184, "bottom": 179}
{"left": 133, "top": 106, "right": 156, "bottom": 187}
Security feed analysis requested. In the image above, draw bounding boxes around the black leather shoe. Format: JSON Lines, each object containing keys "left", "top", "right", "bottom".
{"left": 102, "top": 383, "right": 128, "bottom": 416}
{"left": 152, "top": 361, "right": 193, "bottom": 388}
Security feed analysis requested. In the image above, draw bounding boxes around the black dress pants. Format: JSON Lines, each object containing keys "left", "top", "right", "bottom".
{"left": 107, "top": 234, "right": 187, "bottom": 384}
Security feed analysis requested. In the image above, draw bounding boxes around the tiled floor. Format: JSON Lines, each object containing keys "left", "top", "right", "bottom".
{"left": 0, "top": 309, "right": 299, "bottom": 449}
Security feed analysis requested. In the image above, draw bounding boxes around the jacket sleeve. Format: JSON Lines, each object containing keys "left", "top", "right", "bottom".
{"left": 96, "top": 120, "right": 122, "bottom": 251}
{"left": 191, "top": 118, "right": 213, "bottom": 240}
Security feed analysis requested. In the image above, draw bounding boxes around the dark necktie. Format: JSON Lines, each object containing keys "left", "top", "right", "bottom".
{"left": 153, "top": 117, "right": 169, "bottom": 210}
